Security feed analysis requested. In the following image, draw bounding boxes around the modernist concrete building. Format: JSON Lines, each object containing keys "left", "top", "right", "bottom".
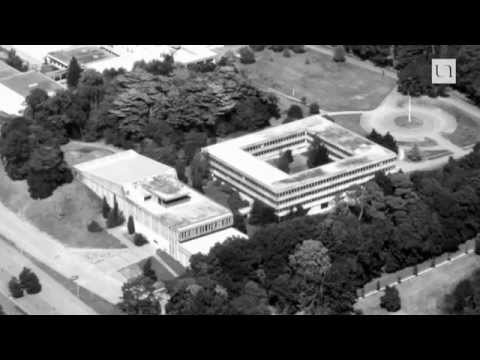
{"left": 73, "top": 150, "right": 245, "bottom": 267}
{"left": 203, "top": 115, "right": 398, "bottom": 217}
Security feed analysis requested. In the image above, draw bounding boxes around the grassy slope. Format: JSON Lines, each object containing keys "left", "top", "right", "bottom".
{"left": 355, "top": 255, "right": 480, "bottom": 315}
{"left": 238, "top": 49, "right": 396, "bottom": 112}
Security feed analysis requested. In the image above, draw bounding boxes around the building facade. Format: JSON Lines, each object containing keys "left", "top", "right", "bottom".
{"left": 74, "top": 150, "right": 237, "bottom": 267}
{"left": 203, "top": 115, "right": 398, "bottom": 217}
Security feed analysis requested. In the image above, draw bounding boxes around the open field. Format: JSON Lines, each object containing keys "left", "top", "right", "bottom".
{"left": 0, "top": 146, "right": 125, "bottom": 250}
{"left": 355, "top": 254, "right": 480, "bottom": 315}
{"left": 237, "top": 49, "right": 396, "bottom": 112}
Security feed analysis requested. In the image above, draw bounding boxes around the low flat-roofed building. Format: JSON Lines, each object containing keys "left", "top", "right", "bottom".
{"left": 74, "top": 150, "right": 241, "bottom": 267}
{"left": 0, "top": 62, "right": 64, "bottom": 115}
{"left": 4, "top": 45, "right": 73, "bottom": 67}
{"left": 203, "top": 115, "right": 398, "bottom": 217}
{"left": 46, "top": 46, "right": 116, "bottom": 69}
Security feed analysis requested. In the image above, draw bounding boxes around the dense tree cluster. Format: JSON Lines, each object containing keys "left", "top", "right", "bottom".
{"left": 239, "top": 47, "right": 255, "bottom": 64}
{"left": 1, "top": 63, "right": 279, "bottom": 198}
{"left": 158, "top": 144, "right": 480, "bottom": 315}
{"left": 133, "top": 54, "right": 175, "bottom": 76}
{"left": 0, "top": 116, "right": 73, "bottom": 199}
{"left": 367, "top": 129, "right": 399, "bottom": 154}
{"left": 344, "top": 45, "right": 393, "bottom": 67}
{"left": 4, "top": 49, "right": 28, "bottom": 72}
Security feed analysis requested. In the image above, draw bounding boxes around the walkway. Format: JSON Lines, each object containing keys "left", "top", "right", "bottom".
{"left": 0, "top": 236, "right": 97, "bottom": 315}
{"left": 0, "top": 201, "right": 124, "bottom": 305}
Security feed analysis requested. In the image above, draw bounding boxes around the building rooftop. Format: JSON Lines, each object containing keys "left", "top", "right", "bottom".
{"left": 48, "top": 46, "right": 115, "bottom": 66}
{"left": 74, "top": 150, "right": 232, "bottom": 231}
{"left": 6, "top": 45, "right": 73, "bottom": 65}
{"left": 203, "top": 115, "right": 397, "bottom": 191}
{"left": 0, "top": 70, "right": 64, "bottom": 97}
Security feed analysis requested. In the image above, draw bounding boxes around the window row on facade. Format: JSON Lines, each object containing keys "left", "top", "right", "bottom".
{"left": 179, "top": 216, "right": 232, "bottom": 242}
{"left": 243, "top": 132, "right": 306, "bottom": 153}
{"left": 278, "top": 158, "right": 396, "bottom": 197}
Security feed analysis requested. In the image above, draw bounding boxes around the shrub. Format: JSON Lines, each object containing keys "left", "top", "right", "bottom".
{"left": 333, "top": 45, "right": 346, "bottom": 62}
{"left": 87, "top": 220, "right": 103, "bottom": 233}
{"left": 134, "top": 233, "right": 149, "bottom": 247}
{"left": 239, "top": 47, "right": 255, "bottom": 64}
{"left": 309, "top": 102, "right": 320, "bottom": 115}
{"left": 380, "top": 286, "right": 401, "bottom": 312}
{"left": 102, "top": 197, "right": 110, "bottom": 219}
{"left": 413, "top": 265, "right": 418, "bottom": 276}
{"left": 127, "top": 215, "right": 135, "bottom": 235}
{"left": 8, "top": 277, "right": 24, "bottom": 298}
{"left": 376, "top": 281, "right": 381, "bottom": 291}
{"left": 289, "top": 45, "right": 306, "bottom": 53}
{"left": 305, "top": 58, "right": 310, "bottom": 65}
{"left": 143, "top": 258, "right": 158, "bottom": 281}
{"left": 287, "top": 105, "right": 304, "bottom": 121}
{"left": 19, "top": 268, "right": 42, "bottom": 295}
{"left": 249, "top": 45, "right": 266, "bottom": 52}
{"left": 269, "top": 45, "right": 285, "bottom": 52}
{"left": 301, "top": 96, "right": 307, "bottom": 105}
{"left": 283, "top": 49, "right": 291, "bottom": 58}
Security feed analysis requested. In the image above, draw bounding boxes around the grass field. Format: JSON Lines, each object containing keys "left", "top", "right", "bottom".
{"left": 0, "top": 144, "right": 125, "bottom": 250}
{"left": 327, "top": 113, "right": 366, "bottom": 135}
{"left": 355, "top": 254, "right": 480, "bottom": 315}
{"left": 238, "top": 49, "right": 396, "bottom": 112}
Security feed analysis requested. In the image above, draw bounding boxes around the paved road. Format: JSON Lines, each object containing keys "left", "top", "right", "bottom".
{"left": 0, "top": 236, "right": 97, "bottom": 315}
{"left": 0, "top": 201, "right": 124, "bottom": 305}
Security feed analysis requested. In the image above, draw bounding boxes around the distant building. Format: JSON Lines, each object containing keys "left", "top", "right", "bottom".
{"left": 202, "top": 115, "right": 398, "bottom": 217}
{"left": 0, "top": 61, "right": 64, "bottom": 116}
{"left": 73, "top": 150, "right": 246, "bottom": 267}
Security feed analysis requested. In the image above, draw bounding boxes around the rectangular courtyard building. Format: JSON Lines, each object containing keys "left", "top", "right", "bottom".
{"left": 202, "top": 115, "right": 398, "bottom": 217}
{"left": 73, "top": 150, "right": 241, "bottom": 267}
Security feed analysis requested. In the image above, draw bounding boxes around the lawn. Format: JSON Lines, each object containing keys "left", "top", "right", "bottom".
{"left": 0, "top": 164, "right": 125, "bottom": 250}
{"left": 438, "top": 104, "right": 480, "bottom": 147}
{"left": 237, "top": 49, "right": 396, "bottom": 112}
{"left": 327, "top": 113, "right": 366, "bottom": 136}
{"left": 355, "top": 254, "right": 480, "bottom": 315}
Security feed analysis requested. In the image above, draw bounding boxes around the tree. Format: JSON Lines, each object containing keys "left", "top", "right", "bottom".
{"left": 87, "top": 220, "right": 103, "bottom": 233}
{"left": 175, "top": 158, "right": 188, "bottom": 183}
{"left": 8, "top": 277, "right": 24, "bottom": 298}
{"left": 143, "top": 258, "right": 157, "bottom": 281}
{"left": 309, "top": 102, "right": 320, "bottom": 115}
{"left": 102, "top": 197, "right": 110, "bottom": 219}
{"left": 25, "top": 88, "right": 49, "bottom": 120}
{"left": 249, "top": 45, "right": 266, "bottom": 52}
{"left": 134, "top": 54, "right": 175, "bottom": 76}
{"left": 333, "top": 45, "right": 346, "bottom": 62}
{"left": 127, "top": 215, "right": 136, "bottom": 235}
{"left": 66, "top": 57, "right": 82, "bottom": 89}
{"left": 190, "top": 152, "right": 209, "bottom": 193}
{"left": 118, "top": 276, "right": 161, "bottom": 315}
{"left": 134, "top": 233, "right": 149, "bottom": 246}
{"left": 107, "top": 196, "right": 125, "bottom": 228}
{"left": 289, "top": 240, "right": 331, "bottom": 281}
{"left": 408, "top": 144, "right": 422, "bottom": 162}
{"left": 0, "top": 305, "right": 4, "bottom": 315}
{"left": 5, "top": 49, "right": 28, "bottom": 72}
{"left": 19, "top": 268, "right": 42, "bottom": 294}
{"left": 249, "top": 200, "right": 277, "bottom": 226}
{"left": 285, "top": 105, "right": 304, "bottom": 123}
{"left": 239, "top": 47, "right": 255, "bottom": 64}
{"left": 276, "top": 150, "right": 293, "bottom": 173}
{"left": 233, "top": 211, "right": 247, "bottom": 233}
{"left": 283, "top": 48, "right": 291, "bottom": 58}
{"left": 307, "top": 136, "right": 330, "bottom": 168}
{"left": 380, "top": 286, "right": 401, "bottom": 312}
{"left": 26, "top": 145, "right": 74, "bottom": 199}
{"left": 374, "top": 171, "right": 394, "bottom": 195}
